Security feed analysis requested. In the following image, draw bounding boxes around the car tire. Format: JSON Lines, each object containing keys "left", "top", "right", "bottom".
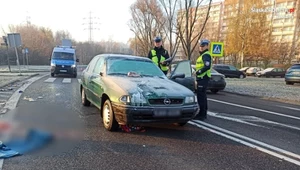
{"left": 239, "top": 74, "right": 244, "bottom": 79}
{"left": 286, "top": 82, "right": 294, "bottom": 85}
{"left": 175, "top": 122, "right": 187, "bottom": 126}
{"left": 210, "top": 89, "right": 219, "bottom": 94}
{"left": 51, "top": 73, "right": 54, "bottom": 77}
{"left": 73, "top": 73, "right": 77, "bottom": 78}
{"left": 81, "top": 88, "right": 91, "bottom": 106}
{"left": 102, "top": 99, "right": 119, "bottom": 131}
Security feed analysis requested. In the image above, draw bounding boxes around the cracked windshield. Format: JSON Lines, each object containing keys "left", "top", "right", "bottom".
{"left": 0, "top": 0, "right": 300, "bottom": 169}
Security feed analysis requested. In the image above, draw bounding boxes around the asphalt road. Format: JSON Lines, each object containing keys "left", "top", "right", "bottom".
{"left": 1, "top": 72, "right": 300, "bottom": 170}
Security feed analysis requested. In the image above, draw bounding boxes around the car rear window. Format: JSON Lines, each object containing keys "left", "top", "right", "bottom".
{"left": 291, "top": 65, "right": 300, "bottom": 69}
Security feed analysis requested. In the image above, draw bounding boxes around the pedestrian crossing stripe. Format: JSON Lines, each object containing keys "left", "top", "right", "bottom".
{"left": 62, "top": 78, "right": 71, "bottom": 83}
{"left": 44, "top": 78, "right": 82, "bottom": 84}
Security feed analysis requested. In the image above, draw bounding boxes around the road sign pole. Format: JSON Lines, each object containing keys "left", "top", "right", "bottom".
{"left": 12, "top": 34, "right": 21, "bottom": 75}
{"left": 5, "top": 45, "right": 11, "bottom": 72}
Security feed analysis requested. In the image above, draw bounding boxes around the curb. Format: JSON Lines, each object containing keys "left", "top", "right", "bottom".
{"left": 0, "top": 73, "right": 39, "bottom": 89}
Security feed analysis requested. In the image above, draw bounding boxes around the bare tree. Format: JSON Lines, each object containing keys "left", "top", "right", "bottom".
{"left": 176, "top": 0, "right": 212, "bottom": 60}
{"left": 157, "top": 0, "right": 181, "bottom": 59}
{"left": 54, "top": 30, "right": 74, "bottom": 45}
{"left": 129, "top": 0, "right": 166, "bottom": 56}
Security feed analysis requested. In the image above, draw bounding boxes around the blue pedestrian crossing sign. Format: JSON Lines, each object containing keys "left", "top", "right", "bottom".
{"left": 210, "top": 42, "right": 224, "bottom": 57}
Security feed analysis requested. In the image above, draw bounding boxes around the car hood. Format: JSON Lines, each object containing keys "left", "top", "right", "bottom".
{"left": 107, "top": 76, "right": 194, "bottom": 98}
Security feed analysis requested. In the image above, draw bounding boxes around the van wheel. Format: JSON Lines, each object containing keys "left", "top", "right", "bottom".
{"left": 51, "top": 73, "right": 54, "bottom": 77}
{"left": 73, "top": 73, "right": 77, "bottom": 78}
{"left": 102, "top": 99, "right": 119, "bottom": 131}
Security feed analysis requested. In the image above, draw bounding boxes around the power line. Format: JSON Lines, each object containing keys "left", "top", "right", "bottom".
{"left": 82, "top": 11, "right": 100, "bottom": 43}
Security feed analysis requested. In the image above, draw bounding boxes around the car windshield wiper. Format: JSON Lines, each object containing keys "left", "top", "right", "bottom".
{"left": 107, "top": 73, "right": 127, "bottom": 76}
{"left": 142, "top": 74, "right": 165, "bottom": 79}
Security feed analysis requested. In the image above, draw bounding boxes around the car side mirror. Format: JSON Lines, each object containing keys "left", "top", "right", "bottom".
{"left": 100, "top": 72, "right": 104, "bottom": 76}
{"left": 171, "top": 73, "right": 185, "bottom": 79}
{"left": 76, "top": 59, "right": 79, "bottom": 62}
{"left": 49, "top": 58, "right": 51, "bottom": 61}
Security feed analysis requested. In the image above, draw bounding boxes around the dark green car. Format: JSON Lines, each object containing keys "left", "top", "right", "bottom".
{"left": 80, "top": 54, "right": 198, "bottom": 131}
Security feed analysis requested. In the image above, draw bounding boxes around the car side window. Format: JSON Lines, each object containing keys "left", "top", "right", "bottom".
{"left": 224, "top": 66, "right": 230, "bottom": 70}
{"left": 229, "top": 66, "right": 237, "bottom": 71}
{"left": 93, "top": 57, "right": 105, "bottom": 74}
{"left": 87, "top": 57, "right": 99, "bottom": 73}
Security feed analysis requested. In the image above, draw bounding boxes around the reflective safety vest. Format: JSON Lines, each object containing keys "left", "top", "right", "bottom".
{"left": 151, "top": 50, "right": 168, "bottom": 71}
{"left": 195, "top": 51, "right": 212, "bottom": 78}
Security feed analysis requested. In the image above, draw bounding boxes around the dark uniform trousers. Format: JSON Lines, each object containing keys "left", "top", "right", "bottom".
{"left": 196, "top": 78, "right": 209, "bottom": 117}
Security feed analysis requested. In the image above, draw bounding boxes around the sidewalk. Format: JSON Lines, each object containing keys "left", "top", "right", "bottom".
{"left": 0, "top": 66, "right": 49, "bottom": 73}
{"left": 0, "top": 73, "right": 39, "bottom": 88}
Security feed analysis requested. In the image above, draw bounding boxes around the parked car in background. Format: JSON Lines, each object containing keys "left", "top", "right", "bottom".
{"left": 256, "top": 68, "right": 285, "bottom": 78}
{"left": 80, "top": 54, "right": 198, "bottom": 131}
{"left": 191, "top": 66, "right": 226, "bottom": 93}
{"left": 240, "top": 67, "right": 250, "bottom": 73}
{"left": 285, "top": 64, "right": 300, "bottom": 85}
{"left": 170, "top": 63, "right": 227, "bottom": 94}
{"left": 246, "top": 67, "right": 264, "bottom": 76}
{"left": 213, "top": 64, "right": 246, "bottom": 78}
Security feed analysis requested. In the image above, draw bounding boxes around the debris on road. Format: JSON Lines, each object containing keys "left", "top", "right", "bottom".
{"left": 56, "top": 93, "right": 61, "bottom": 96}
{"left": 0, "top": 108, "right": 8, "bottom": 114}
{"left": 23, "top": 97, "right": 36, "bottom": 102}
{"left": 18, "top": 90, "right": 23, "bottom": 93}
{"left": 120, "top": 125, "right": 146, "bottom": 133}
{"left": 37, "top": 96, "right": 43, "bottom": 99}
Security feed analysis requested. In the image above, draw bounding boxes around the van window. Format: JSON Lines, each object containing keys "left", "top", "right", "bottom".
{"left": 52, "top": 52, "right": 74, "bottom": 60}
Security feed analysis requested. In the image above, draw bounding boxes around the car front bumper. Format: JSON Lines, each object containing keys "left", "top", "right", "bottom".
{"left": 51, "top": 65, "right": 77, "bottom": 75}
{"left": 208, "top": 81, "right": 226, "bottom": 90}
{"left": 111, "top": 103, "right": 199, "bottom": 125}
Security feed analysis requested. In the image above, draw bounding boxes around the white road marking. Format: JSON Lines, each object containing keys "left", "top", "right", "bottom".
{"left": 189, "top": 121, "right": 300, "bottom": 166}
{"left": 62, "top": 78, "right": 71, "bottom": 83}
{"left": 208, "top": 111, "right": 264, "bottom": 127}
{"left": 44, "top": 78, "right": 56, "bottom": 83}
{"left": 209, "top": 111, "right": 300, "bottom": 131}
{"left": 208, "top": 98, "right": 300, "bottom": 121}
{"left": 78, "top": 79, "right": 82, "bottom": 84}
{"left": 0, "top": 74, "right": 48, "bottom": 169}
{"left": 279, "top": 106, "right": 300, "bottom": 112}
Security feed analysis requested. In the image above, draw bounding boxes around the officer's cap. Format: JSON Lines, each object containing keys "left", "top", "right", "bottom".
{"left": 154, "top": 36, "right": 162, "bottom": 42}
{"left": 199, "top": 39, "right": 210, "bottom": 46}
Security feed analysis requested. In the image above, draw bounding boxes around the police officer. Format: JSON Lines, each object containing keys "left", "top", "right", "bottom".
{"left": 194, "top": 39, "right": 212, "bottom": 121}
{"left": 148, "top": 36, "right": 170, "bottom": 75}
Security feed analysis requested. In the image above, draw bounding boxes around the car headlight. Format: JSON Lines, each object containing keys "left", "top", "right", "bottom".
{"left": 71, "top": 64, "right": 76, "bottom": 68}
{"left": 131, "top": 92, "right": 147, "bottom": 105}
{"left": 119, "top": 95, "right": 131, "bottom": 104}
{"left": 51, "top": 63, "right": 56, "bottom": 67}
{"left": 185, "top": 96, "right": 196, "bottom": 103}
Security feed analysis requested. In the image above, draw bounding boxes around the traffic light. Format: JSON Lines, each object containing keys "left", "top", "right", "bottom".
{"left": 2, "top": 36, "right": 8, "bottom": 46}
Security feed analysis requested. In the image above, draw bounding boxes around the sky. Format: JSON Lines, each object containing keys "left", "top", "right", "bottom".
{"left": 0, "top": 0, "right": 222, "bottom": 44}
{"left": 0, "top": 0, "right": 136, "bottom": 43}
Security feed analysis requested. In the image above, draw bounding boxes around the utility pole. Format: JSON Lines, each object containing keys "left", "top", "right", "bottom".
{"left": 26, "top": 11, "right": 31, "bottom": 26}
{"left": 2, "top": 36, "right": 11, "bottom": 72}
{"left": 83, "top": 11, "right": 100, "bottom": 43}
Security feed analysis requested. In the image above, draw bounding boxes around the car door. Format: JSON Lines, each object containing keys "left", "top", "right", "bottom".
{"left": 89, "top": 56, "right": 105, "bottom": 108}
{"left": 85, "top": 56, "right": 99, "bottom": 102}
{"left": 169, "top": 60, "right": 195, "bottom": 92}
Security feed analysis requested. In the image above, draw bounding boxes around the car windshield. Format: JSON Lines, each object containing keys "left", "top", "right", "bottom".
{"left": 52, "top": 52, "right": 74, "bottom": 60}
{"left": 263, "top": 68, "right": 273, "bottom": 72}
{"left": 106, "top": 58, "right": 165, "bottom": 77}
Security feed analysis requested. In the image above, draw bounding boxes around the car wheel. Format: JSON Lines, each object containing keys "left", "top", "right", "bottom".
{"left": 81, "top": 88, "right": 91, "bottom": 106}
{"left": 102, "top": 99, "right": 119, "bottom": 131}
{"left": 73, "top": 73, "right": 77, "bottom": 78}
{"left": 239, "top": 74, "right": 244, "bottom": 79}
{"left": 210, "top": 89, "right": 219, "bottom": 94}
{"left": 175, "top": 122, "right": 187, "bottom": 126}
{"left": 51, "top": 73, "right": 54, "bottom": 77}
{"left": 286, "top": 82, "right": 294, "bottom": 85}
